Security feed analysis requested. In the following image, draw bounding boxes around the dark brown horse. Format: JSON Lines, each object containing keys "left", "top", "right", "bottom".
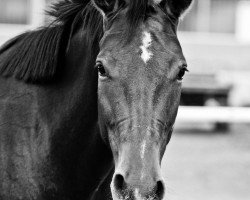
{"left": 0, "top": 0, "right": 192, "bottom": 199}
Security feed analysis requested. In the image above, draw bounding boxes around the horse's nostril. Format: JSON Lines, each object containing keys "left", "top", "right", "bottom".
{"left": 155, "top": 180, "right": 165, "bottom": 199}
{"left": 114, "top": 173, "right": 126, "bottom": 192}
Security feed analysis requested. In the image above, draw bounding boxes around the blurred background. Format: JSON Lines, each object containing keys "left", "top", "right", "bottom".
{"left": 0, "top": 0, "right": 249, "bottom": 200}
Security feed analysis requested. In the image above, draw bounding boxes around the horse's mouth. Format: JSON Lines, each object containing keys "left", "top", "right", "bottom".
{"left": 111, "top": 175, "right": 165, "bottom": 200}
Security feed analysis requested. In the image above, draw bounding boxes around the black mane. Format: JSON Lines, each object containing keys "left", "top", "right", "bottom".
{"left": 0, "top": 0, "right": 152, "bottom": 83}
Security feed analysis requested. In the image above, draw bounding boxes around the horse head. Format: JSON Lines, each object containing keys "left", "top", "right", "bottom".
{"left": 92, "top": 0, "right": 192, "bottom": 199}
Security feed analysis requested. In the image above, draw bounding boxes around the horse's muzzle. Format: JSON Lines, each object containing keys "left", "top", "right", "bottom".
{"left": 111, "top": 173, "right": 165, "bottom": 200}
{"left": 110, "top": 143, "right": 165, "bottom": 200}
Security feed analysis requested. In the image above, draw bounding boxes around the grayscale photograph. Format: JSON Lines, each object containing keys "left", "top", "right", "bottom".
{"left": 0, "top": 0, "right": 249, "bottom": 200}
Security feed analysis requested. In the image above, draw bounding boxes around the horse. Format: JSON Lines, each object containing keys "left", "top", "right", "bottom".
{"left": 0, "top": 0, "right": 192, "bottom": 199}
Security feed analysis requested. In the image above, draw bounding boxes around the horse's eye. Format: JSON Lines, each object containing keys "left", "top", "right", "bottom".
{"left": 177, "top": 68, "right": 188, "bottom": 81}
{"left": 96, "top": 62, "right": 108, "bottom": 77}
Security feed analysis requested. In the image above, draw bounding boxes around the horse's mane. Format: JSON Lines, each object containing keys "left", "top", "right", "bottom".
{"left": 0, "top": 0, "right": 150, "bottom": 83}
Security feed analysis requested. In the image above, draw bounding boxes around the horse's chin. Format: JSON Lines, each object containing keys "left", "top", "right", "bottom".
{"left": 111, "top": 195, "right": 156, "bottom": 200}
{"left": 111, "top": 187, "right": 157, "bottom": 200}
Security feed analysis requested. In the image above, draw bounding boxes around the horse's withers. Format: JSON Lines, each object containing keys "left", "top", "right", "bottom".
{"left": 93, "top": 0, "right": 193, "bottom": 199}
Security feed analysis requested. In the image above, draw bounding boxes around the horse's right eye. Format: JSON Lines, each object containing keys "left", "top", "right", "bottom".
{"left": 96, "top": 62, "right": 108, "bottom": 77}
{"left": 177, "top": 67, "right": 188, "bottom": 81}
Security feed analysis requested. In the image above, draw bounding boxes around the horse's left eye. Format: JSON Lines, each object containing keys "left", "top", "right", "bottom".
{"left": 177, "top": 68, "right": 188, "bottom": 81}
{"left": 96, "top": 62, "right": 108, "bottom": 77}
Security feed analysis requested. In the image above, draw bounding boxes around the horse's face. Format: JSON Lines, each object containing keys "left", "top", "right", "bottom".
{"left": 93, "top": 0, "right": 192, "bottom": 199}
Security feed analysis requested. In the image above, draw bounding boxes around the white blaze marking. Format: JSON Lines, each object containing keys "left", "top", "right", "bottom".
{"left": 140, "top": 31, "right": 153, "bottom": 63}
{"left": 140, "top": 141, "right": 146, "bottom": 159}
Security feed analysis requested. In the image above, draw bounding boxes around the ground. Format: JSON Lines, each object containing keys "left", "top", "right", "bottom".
{"left": 162, "top": 124, "right": 250, "bottom": 200}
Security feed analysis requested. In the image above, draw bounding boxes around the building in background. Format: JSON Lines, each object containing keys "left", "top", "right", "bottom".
{"left": 178, "top": 0, "right": 250, "bottom": 107}
{"left": 179, "top": 0, "right": 250, "bottom": 42}
{"left": 0, "top": 0, "right": 45, "bottom": 44}
{"left": 0, "top": 0, "right": 30, "bottom": 24}
{"left": 180, "top": 0, "right": 237, "bottom": 34}
{"left": 0, "top": 0, "right": 45, "bottom": 26}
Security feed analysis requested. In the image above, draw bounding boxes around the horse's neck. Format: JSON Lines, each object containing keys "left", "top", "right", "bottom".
{"left": 38, "top": 30, "right": 99, "bottom": 130}
{"left": 0, "top": 31, "right": 111, "bottom": 199}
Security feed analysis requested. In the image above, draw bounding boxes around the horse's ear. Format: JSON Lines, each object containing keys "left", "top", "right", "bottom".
{"left": 158, "top": 0, "right": 193, "bottom": 18}
{"left": 92, "top": 0, "right": 117, "bottom": 17}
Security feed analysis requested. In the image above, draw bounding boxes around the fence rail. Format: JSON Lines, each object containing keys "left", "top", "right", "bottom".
{"left": 177, "top": 106, "right": 250, "bottom": 123}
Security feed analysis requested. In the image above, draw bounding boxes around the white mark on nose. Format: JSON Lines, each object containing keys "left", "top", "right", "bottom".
{"left": 134, "top": 188, "right": 143, "bottom": 200}
{"left": 153, "top": 0, "right": 163, "bottom": 4}
{"left": 134, "top": 188, "right": 154, "bottom": 200}
{"left": 140, "top": 31, "right": 153, "bottom": 64}
{"left": 140, "top": 141, "right": 147, "bottom": 182}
